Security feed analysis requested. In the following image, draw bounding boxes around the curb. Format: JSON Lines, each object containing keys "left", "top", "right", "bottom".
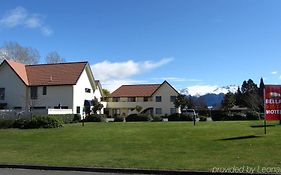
{"left": 0, "top": 164, "right": 277, "bottom": 175}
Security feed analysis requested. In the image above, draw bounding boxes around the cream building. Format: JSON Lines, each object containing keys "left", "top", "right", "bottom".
{"left": 107, "top": 81, "right": 180, "bottom": 117}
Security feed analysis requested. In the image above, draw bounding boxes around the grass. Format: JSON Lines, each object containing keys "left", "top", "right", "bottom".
{"left": 0, "top": 121, "right": 280, "bottom": 171}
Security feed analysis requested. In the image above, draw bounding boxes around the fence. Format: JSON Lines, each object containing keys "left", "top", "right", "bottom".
{"left": 0, "top": 108, "right": 74, "bottom": 120}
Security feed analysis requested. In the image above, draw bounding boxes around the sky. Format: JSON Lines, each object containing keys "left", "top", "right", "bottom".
{"left": 1, "top": 0, "right": 281, "bottom": 93}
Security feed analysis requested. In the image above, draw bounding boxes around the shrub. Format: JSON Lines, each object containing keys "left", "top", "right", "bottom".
{"left": 0, "top": 120, "right": 14, "bottom": 129}
{"left": 126, "top": 114, "right": 152, "bottom": 122}
{"left": 73, "top": 114, "right": 81, "bottom": 122}
{"left": 24, "top": 116, "right": 63, "bottom": 129}
{"left": 211, "top": 110, "right": 229, "bottom": 121}
{"left": 199, "top": 115, "right": 207, "bottom": 122}
{"left": 246, "top": 111, "right": 260, "bottom": 120}
{"left": 168, "top": 113, "right": 194, "bottom": 121}
{"left": 85, "top": 114, "right": 106, "bottom": 122}
{"left": 49, "top": 114, "right": 78, "bottom": 124}
{"left": 168, "top": 113, "right": 180, "bottom": 121}
{"left": 152, "top": 116, "right": 163, "bottom": 122}
{"left": 114, "top": 116, "right": 124, "bottom": 122}
{"left": 179, "top": 114, "right": 194, "bottom": 121}
{"left": 13, "top": 118, "right": 28, "bottom": 129}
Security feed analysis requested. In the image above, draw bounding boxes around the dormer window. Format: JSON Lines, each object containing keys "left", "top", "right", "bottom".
{"left": 85, "top": 88, "right": 91, "bottom": 93}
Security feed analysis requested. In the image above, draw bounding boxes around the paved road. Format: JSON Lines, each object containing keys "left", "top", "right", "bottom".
{"left": 0, "top": 168, "right": 145, "bottom": 175}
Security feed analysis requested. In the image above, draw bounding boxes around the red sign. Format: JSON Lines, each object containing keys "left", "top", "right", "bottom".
{"left": 264, "top": 85, "right": 281, "bottom": 120}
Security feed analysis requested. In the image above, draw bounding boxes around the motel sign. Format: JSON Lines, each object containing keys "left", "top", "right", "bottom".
{"left": 264, "top": 85, "right": 281, "bottom": 120}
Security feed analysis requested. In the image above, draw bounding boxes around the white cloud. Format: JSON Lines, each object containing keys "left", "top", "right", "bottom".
{"left": 271, "top": 71, "right": 278, "bottom": 75}
{"left": 91, "top": 58, "right": 173, "bottom": 92}
{"left": 153, "top": 77, "right": 202, "bottom": 82}
{"left": 0, "top": 6, "right": 53, "bottom": 36}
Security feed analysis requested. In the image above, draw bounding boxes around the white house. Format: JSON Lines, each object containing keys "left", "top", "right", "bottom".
{"left": 0, "top": 59, "right": 105, "bottom": 116}
{"left": 107, "top": 81, "right": 180, "bottom": 117}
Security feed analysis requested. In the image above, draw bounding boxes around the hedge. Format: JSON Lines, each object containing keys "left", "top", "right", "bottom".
{"left": 126, "top": 114, "right": 152, "bottom": 122}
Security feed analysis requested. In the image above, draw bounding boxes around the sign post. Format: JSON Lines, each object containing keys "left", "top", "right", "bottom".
{"left": 264, "top": 85, "right": 281, "bottom": 134}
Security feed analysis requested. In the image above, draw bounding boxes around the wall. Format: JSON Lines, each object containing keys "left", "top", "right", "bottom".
{"left": 73, "top": 69, "right": 96, "bottom": 115}
{"left": 27, "top": 85, "right": 74, "bottom": 111}
{"left": 107, "top": 82, "right": 179, "bottom": 116}
{"left": 151, "top": 81, "right": 179, "bottom": 116}
{"left": 0, "top": 62, "right": 28, "bottom": 109}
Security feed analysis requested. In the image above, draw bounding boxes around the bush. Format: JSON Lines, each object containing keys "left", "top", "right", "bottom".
{"left": 25, "top": 116, "right": 63, "bottom": 129}
{"left": 199, "top": 115, "right": 207, "bottom": 121}
{"left": 211, "top": 110, "right": 229, "bottom": 121}
{"left": 211, "top": 110, "right": 260, "bottom": 121}
{"left": 73, "top": 114, "right": 81, "bottom": 122}
{"left": 13, "top": 118, "right": 28, "bottom": 129}
{"left": 126, "top": 114, "right": 152, "bottom": 122}
{"left": 246, "top": 111, "right": 260, "bottom": 120}
{"left": 49, "top": 114, "right": 78, "bottom": 124}
{"left": 114, "top": 116, "right": 124, "bottom": 122}
{"left": 85, "top": 114, "right": 106, "bottom": 122}
{"left": 168, "top": 113, "right": 194, "bottom": 121}
{"left": 0, "top": 120, "right": 14, "bottom": 129}
{"left": 152, "top": 116, "right": 163, "bottom": 122}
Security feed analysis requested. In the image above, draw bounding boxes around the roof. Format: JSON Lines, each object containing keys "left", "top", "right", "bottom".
{"left": 110, "top": 84, "right": 161, "bottom": 97}
{"left": 6, "top": 60, "right": 29, "bottom": 85}
{"left": 3, "top": 60, "right": 87, "bottom": 86}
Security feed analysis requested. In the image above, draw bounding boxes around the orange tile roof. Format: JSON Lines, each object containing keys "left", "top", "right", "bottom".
{"left": 6, "top": 60, "right": 29, "bottom": 85}
{"left": 110, "top": 84, "right": 161, "bottom": 97}
{"left": 4, "top": 60, "right": 87, "bottom": 86}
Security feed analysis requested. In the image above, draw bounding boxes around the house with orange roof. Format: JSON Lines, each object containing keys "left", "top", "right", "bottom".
{"left": 107, "top": 81, "right": 180, "bottom": 117}
{"left": 0, "top": 60, "right": 105, "bottom": 116}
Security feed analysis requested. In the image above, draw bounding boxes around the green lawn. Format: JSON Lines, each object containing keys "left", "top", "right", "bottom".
{"left": 0, "top": 121, "right": 280, "bottom": 171}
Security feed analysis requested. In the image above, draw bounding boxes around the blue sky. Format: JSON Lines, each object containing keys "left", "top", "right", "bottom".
{"left": 1, "top": 0, "right": 281, "bottom": 93}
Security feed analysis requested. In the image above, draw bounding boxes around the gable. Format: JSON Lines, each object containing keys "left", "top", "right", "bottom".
{"left": 152, "top": 81, "right": 179, "bottom": 96}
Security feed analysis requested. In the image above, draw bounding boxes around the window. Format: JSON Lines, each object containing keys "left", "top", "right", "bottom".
{"left": 156, "top": 96, "right": 162, "bottom": 102}
{"left": 128, "top": 97, "right": 136, "bottom": 102}
{"left": 112, "top": 97, "right": 120, "bottom": 102}
{"left": 76, "top": 106, "right": 81, "bottom": 114}
{"left": 156, "top": 108, "right": 162, "bottom": 115}
{"left": 113, "top": 109, "right": 120, "bottom": 115}
{"left": 143, "top": 97, "right": 149, "bottom": 102}
{"left": 170, "top": 108, "right": 176, "bottom": 114}
{"left": 43, "top": 86, "right": 47, "bottom": 95}
{"left": 170, "top": 96, "right": 176, "bottom": 102}
{"left": 14, "top": 107, "right": 22, "bottom": 110}
{"left": 30, "top": 87, "right": 38, "bottom": 99}
{"left": 85, "top": 88, "right": 91, "bottom": 93}
{"left": 0, "top": 88, "right": 5, "bottom": 100}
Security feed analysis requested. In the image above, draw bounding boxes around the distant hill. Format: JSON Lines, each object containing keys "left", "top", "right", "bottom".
{"left": 180, "top": 85, "right": 238, "bottom": 108}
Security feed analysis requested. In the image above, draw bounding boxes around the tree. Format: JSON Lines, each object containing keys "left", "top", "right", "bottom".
{"left": 258, "top": 78, "right": 265, "bottom": 112}
{"left": 45, "top": 51, "right": 65, "bottom": 64}
{"left": 0, "top": 41, "right": 40, "bottom": 64}
{"left": 135, "top": 105, "right": 143, "bottom": 114}
{"left": 239, "top": 79, "right": 260, "bottom": 112}
{"left": 174, "top": 94, "right": 189, "bottom": 110}
{"left": 221, "top": 92, "right": 236, "bottom": 110}
{"left": 91, "top": 98, "right": 104, "bottom": 114}
{"left": 102, "top": 89, "right": 110, "bottom": 97}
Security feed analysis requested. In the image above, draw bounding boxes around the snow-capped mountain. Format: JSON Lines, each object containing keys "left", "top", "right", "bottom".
{"left": 180, "top": 85, "right": 238, "bottom": 97}
{"left": 179, "top": 85, "right": 238, "bottom": 108}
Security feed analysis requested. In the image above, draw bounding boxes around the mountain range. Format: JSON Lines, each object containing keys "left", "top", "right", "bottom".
{"left": 180, "top": 85, "right": 238, "bottom": 108}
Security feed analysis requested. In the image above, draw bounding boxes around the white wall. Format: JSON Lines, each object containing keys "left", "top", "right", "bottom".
{"left": 73, "top": 69, "right": 96, "bottom": 114}
{"left": 28, "top": 85, "right": 73, "bottom": 110}
{"left": 0, "top": 62, "right": 28, "bottom": 109}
